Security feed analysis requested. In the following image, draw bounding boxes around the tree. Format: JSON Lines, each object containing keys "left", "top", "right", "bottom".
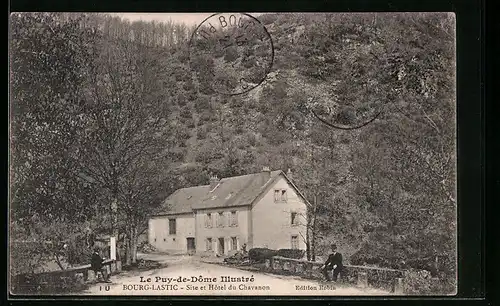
{"left": 74, "top": 37, "right": 172, "bottom": 265}
{"left": 10, "top": 12, "right": 102, "bottom": 274}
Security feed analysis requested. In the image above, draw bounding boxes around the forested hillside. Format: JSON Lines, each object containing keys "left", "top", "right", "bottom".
{"left": 10, "top": 12, "right": 456, "bottom": 291}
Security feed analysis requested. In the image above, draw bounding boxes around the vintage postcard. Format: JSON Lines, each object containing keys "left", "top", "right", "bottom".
{"left": 9, "top": 12, "right": 457, "bottom": 296}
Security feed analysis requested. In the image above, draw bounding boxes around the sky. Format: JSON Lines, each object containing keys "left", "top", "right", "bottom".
{"left": 113, "top": 13, "right": 264, "bottom": 26}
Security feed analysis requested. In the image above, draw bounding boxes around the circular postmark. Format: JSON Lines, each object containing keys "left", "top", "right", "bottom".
{"left": 188, "top": 13, "right": 274, "bottom": 96}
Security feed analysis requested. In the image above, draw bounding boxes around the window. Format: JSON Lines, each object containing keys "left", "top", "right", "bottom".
{"left": 281, "top": 189, "right": 288, "bottom": 202}
{"left": 291, "top": 235, "right": 299, "bottom": 249}
{"left": 231, "top": 237, "right": 238, "bottom": 251}
{"left": 217, "top": 212, "right": 225, "bottom": 227}
{"left": 169, "top": 219, "right": 176, "bottom": 235}
{"left": 291, "top": 212, "right": 298, "bottom": 226}
{"left": 206, "top": 238, "right": 213, "bottom": 251}
{"left": 230, "top": 211, "right": 238, "bottom": 227}
{"left": 274, "top": 190, "right": 280, "bottom": 202}
{"left": 274, "top": 189, "right": 288, "bottom": 203}
{"left": 205, "top": 213, "right": 213, "bottom": 228}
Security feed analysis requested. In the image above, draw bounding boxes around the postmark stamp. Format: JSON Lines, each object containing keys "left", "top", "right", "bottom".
{"left": 188, "top": 13, "right": 274, "bottom": 96}
{"left": 308, "top": 96, "right": 385, "bottom": 130}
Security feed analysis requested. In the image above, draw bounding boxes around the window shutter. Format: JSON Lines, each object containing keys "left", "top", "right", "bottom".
{"left": 281, "top": 189, "right": 287, "bottom": 202}
{"left": 220, "top": 212, "right": 225, "bottom": 227}
{"left": 274, "top": 190, "right": 280, "bottom": 202}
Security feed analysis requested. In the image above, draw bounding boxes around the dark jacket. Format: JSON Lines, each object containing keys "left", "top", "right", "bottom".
{"left": 91, "top": 252, "right": 104, "bottom": 271}
{"left": 324, "top": 252, "right": 343, "bottom": 270}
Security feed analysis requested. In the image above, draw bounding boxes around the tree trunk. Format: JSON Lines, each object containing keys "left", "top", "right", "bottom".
{"left": 111, "top": 197, "right": 120, "bottom": 261}
{"left": 124, "top": 232, "right": 132, "bottom": 266}
{"left": 54, "top": 253, "right": 65, "bottom": 270}
{"left": 306, "top": 208, "right": 311, "bottom": 261}
{"left": 306, "top": 223, "right": 311, "bottom": 261}
{"left": 311, "top": 195, "right": 318, "bottom": 261}
{"left": 131, "top": 226, "right": 138, "bottom": 264}
{"left": 311, "top": 225, "right": 316, "bottom": 261}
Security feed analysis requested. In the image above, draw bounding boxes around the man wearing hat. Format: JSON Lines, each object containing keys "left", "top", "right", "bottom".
{"left": 91, "top": 246, "right": 110, "bottom": 283}
{"left": 321, "top": 244, "right": 343, "bottom": 282}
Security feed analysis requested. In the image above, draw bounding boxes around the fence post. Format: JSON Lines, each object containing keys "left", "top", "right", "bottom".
{"left": 88, "top": 270, "right": 96, "bottom": 282}
{"left": 394, "top": 277, "right": 404, "bottom": 294}
{"left": 110, "top": 236, "right": 117, "bottom": 260}
{"left": 268, "top": 258, "right": 274, "bottom": 270}
{"left": 357, "top": 272, "right": 368, "bottom": 288}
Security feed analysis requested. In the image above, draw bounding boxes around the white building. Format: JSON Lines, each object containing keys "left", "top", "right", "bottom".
{"left": 148, "top": 168, "right": 309, "bottom": 255}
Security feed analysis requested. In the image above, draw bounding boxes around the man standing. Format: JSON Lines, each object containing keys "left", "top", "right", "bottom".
{"left": 321, "top": 244, "right": 343, "bottom": 282}
{"left": 91, "top": 247, "right": 110, "bottom": 283}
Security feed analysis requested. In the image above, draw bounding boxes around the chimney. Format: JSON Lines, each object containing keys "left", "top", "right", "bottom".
{"left": 209, "top": 175, "right": 219, "bottom": 190}
{"left": 286, "top": 168, "right": 293, "bottom": 181}
{"left": 262, "top": 166, "right": 271, "bottom": 179}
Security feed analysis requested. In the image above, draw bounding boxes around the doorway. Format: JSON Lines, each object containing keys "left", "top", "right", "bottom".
{"left": 218, "top": 238, "right": 225, "bottom": 255}
{"left": 187, "top": 237, "right": 195, "bottom": 255}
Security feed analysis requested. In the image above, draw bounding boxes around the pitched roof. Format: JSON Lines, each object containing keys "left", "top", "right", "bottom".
{"left": 154, "top": 170, "right": 283, "bottom": 216}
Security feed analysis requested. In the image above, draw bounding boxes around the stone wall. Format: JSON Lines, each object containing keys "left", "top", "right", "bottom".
{"left": 264, "top": 256, "right": 405, "bottom": 293}
{"left": 11, "top": 259, "right": 122, "bottom": 294}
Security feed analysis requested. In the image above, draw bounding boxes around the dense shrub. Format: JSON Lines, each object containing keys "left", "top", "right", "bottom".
{"left": 248, "top": 248, "right": 278, "bottom": 262}
{"left": 350, "top": 238, "right": 412, "bottom": 270}
{"left": 196, "top": 127, "right": 207, "bottom": 139}
{"left": 403, "top": 269, "right": 434, "bottom": 295}
{"left": 229, "top": 97, "right": 244, "bottom": 108}
{"left": 10, "top": 240, "right": 48, "bottom": 276}
{"left": 246, "top": 133, "right": 257, "bottom": 147}
{"left": 242, "top": 57, "right": 257, "bottom": 69}
{"left": 276, "top": 249, "right": 305, "bottom": 259}
{"left": 11, "top": 271, "right": 88, "bottom": 294}
{"left": 199, "top": 82, "right": 215, "bottom": 95}
{"left": 350, "top": 236, "right": 456, "bottom": 294}
{"left": 186, "top": 90, "right": 198, "bottom": 101}
{"left": 186, "top": 120, "right": 196, "bottom": 129}
{"left": 180, "top": 107, "right": 192, "bottom": 119}
{"left": 350, "top": 238, "right": 445, "bottom": 276}
{"left": 258, "top": 13, "right": 279, "bottom": 25}
{"left": 195, "top": 96, "right": 211, "bottom": 112}
{"left": 224, "top": 46, "right": 239, "bottom": 63}
{"left": 183, "top": 79, "right": 195, "bottom": 92}
{"left": 234, "top": 125, "right": 244, "bottom": 135}
{"left": 167, "top": 150, "right": 184, "bottom": 162}
{"left": 66, "top": 238, "right": 94, "bottom": 266}
{"left": 176, "top": 129, "right": 191, "bottom": 141}
{"left": 198, "top": 111, "right": 212, "bottom": 123}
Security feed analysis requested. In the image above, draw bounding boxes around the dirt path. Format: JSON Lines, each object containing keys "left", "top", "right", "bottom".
{"left": 80, "top": 254, "right": 391, "bottom": 296}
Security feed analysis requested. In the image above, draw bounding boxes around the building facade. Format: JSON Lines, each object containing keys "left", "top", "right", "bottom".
{"left": 149, "top": 168, "right": 309, "bottom": 255}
